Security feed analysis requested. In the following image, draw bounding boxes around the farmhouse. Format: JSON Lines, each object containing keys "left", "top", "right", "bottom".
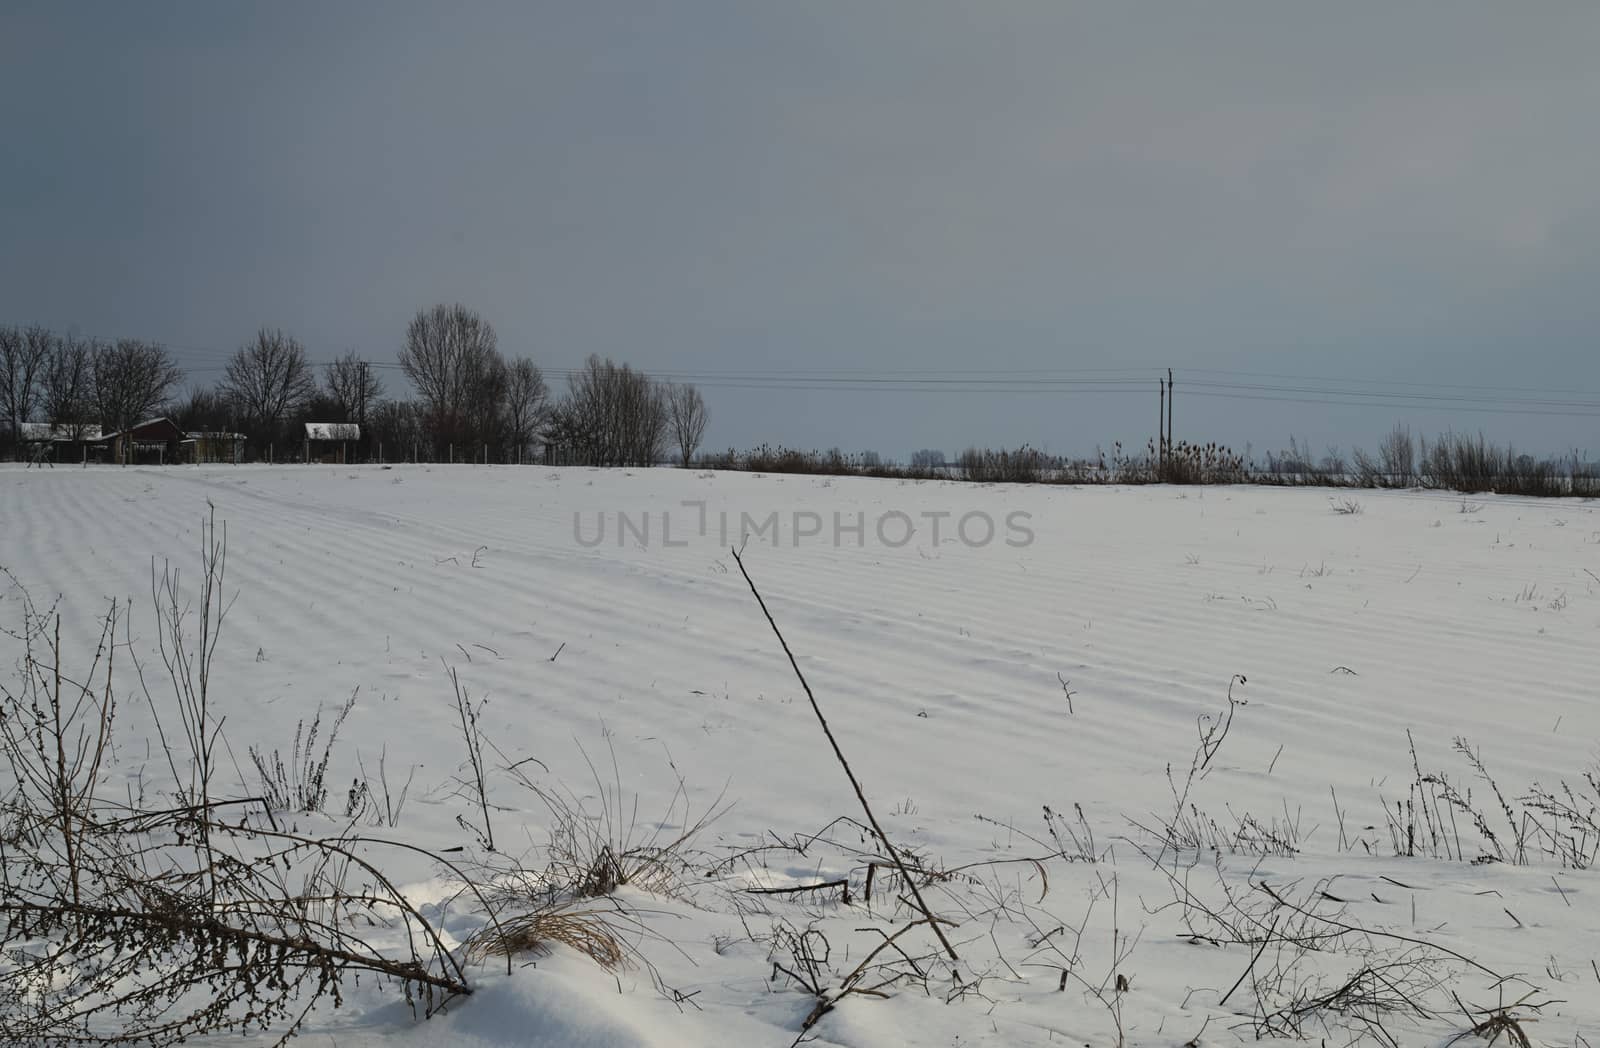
{"left": 102, "top": 418, "right": 185, "bottom": 465}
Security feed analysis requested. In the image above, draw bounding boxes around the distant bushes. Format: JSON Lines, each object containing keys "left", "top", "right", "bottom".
{"left": 700, "top": 427, "right": 1598, "bottom": 499}
{"left": 1157, "top": 441, "right": 1249, "bottom": 485}
{"left": 1201, "top": 428, "right": 1596, "bottom": 497}
{"left": 701, "top": 444, "right": 943, "bottom": 479}
{"left": 1416, "top": 432, "right": 1597, "bottom": 496}
{"left": 1351, "top": 425, "right": 1417, "bottom": 488}
{"left": 957, "top": 445, "right": 1047, "bottom": 483}
{"left": 704, "top": 439, "right": 1248, "bottom": 487}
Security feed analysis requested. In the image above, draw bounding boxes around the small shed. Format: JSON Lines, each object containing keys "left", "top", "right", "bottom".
{"left": 182, "top": 431, "right": 248, "bottom": 464}
{"left": 18, "top": 422, "right": 106, "bottom": 466}
{"left": 102, "top": 418, "right": 183, "bottom": 465}
{"left": 305, "top": 422, "right": 360, "bottom": 464}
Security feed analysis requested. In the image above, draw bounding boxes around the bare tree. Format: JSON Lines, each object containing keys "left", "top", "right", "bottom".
{"left": 0, "top": 324, "right": 54, "bottom": 449}
{"left": 0, "top": 326, "right": 17, "bottom": 444}
{"left": 1379, "top": 424, "right": 1415, "bottom": 485}
{"left": 0, "top": 325, "right": 23, "bottom": 454}
{"left": 221, "top": 329, "right": 316, "bottom": 442}
{"left": 1355, "top": 425, "right": 1419, "bottom": 489}
{"left": 636, "top": 387, "right": 667, "bottom": 466}
{"left": 666, "top": 382, "right": 708, "bottom": 466}
{"left": 324, "top": 351, "right": 384, "bottom": 427}
{"left": 503, "top": 358, "right": 548, "bottom": 462}
{"left": 91, "top": 338, "right": 183, "bottom": 436}
{"left": 41, "top": 334, "right": 95, "bottom": 440}
{"left": 541, "top": 400, "right": 591, "bottom": 466}
{"left": 463, "top": 351, "right": 509, "bottom": 456}
{"left": 399, "top": 304, "right": 501, "bottom": 453}
{"left": 560, "top": 356, "right": 611, "bottom": 463}
{"left": 557, "top": 355, "right": 666, "bottom": 467}
{"left": 368, "top": 399, "right": 429, "bottom": 461}
{"left": 171, "top": 385, "right": 233, "bottom": 434}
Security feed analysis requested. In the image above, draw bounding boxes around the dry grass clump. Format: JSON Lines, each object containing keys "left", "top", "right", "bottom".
{"left": 496, "top": 737, "right": 728, "bottom": 903}
{"left": 535, "top": 773, "right": 719, "bottom": 898}
{"left": 466, "top": 907, "right": 627, "bottom": 970}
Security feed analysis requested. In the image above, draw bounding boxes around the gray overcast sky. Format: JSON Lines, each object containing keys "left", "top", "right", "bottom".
{"left": 3, "top": 2, "right": 1599, "bottom": 459}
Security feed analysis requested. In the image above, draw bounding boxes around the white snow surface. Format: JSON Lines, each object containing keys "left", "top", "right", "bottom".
{"left": 2, "top": 463, "right": 1598, "bottom": 1046}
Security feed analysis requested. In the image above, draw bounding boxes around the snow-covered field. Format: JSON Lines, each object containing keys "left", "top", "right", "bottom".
{"left": 2, "top": 463, "right": 1598, "bottom": 1046}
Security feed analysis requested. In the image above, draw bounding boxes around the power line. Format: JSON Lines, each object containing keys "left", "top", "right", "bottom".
{"left": 30, "top": 325, "right": 1600, "bottom": 419}
{"left": 1183, "top": 379, "right": 1600, "bottom": 411}
{"left": 1178, "top": 365, "right": 1599, "bottom": 399}
{"left": 1182, "top": 389, "right": 1600, "bottom": 419}
{"left": 143, "top": 367, "right": 1600, "bottom": 418}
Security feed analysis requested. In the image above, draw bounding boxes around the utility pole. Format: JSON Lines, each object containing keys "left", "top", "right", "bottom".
{"left": 1158, "top": 377, "right": 1166, "bottom": 472}
{"left": 1167, "top": 368, "right": 1174, "bottom": 459}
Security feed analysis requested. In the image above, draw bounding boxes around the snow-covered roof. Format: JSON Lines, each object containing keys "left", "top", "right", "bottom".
{"left": 18, "top": 422, "right": 103, "bottom": 442}
{"left": 101, "top": 418, "right": 180, "bottom": 441}
{"left": 305, "top": 422, "right": 360, "bottom": 441}
{"left": 183, "top": 431, "right": 247, "bottom": 441}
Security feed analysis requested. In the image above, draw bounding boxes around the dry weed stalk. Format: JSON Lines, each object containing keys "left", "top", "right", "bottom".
{"left": 1134, "top": 831, "right": 1532, "bottom": 1046}
{"left": 248, "top": 689, "right": 359, "bottom": 814}
{"left": 762, "top": 914, "right": 954, "bottom": 1047}
{"left": 731, "top": 546, "right": 958, "bottom": 963}
{"left": 1384, "top": 733, "right": 1598, "bottom": 868}
{"left": 448, "top": 663, "right": 496, "bottom": 850}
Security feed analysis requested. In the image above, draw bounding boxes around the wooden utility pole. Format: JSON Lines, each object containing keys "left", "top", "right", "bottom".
{"left": 1166, "top": 368, "right": 1174, "bottom": 459}
{"left": 1158, "top": 377, "right": 1166, "bottom": 471}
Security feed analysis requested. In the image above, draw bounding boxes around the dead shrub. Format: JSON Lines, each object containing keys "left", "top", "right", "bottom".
{"left": 0, "top": 514, "right": 471, "bottom": 1046}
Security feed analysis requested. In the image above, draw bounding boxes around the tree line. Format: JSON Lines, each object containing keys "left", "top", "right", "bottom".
{"left": 0, "top": 305, "right": 708, "bottom": 465}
